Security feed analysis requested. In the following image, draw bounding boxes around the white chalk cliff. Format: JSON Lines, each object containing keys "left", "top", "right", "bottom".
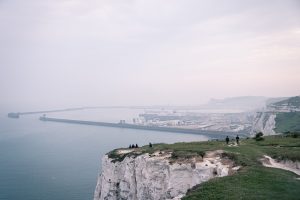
{"left": 94, "top": 150, "right": 238, "bottom": 200}
{"left": 250, "top": 112, "right": 277, "bottom": 136}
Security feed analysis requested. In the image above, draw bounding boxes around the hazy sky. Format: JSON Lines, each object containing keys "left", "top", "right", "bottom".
{"left": 1, "top": 0, "right": 300, "bottom": 109}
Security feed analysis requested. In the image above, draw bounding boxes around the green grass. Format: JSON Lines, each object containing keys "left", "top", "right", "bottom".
{"left": 273, "top": 96, "right": 300, "bottom": 107}
{"left": 109, "top": 135, "right": 300, "bottom": 199}
{"left": 275, "top": 112, "right": 300, "bottom": 133}
{"left": 184, "top": 166, "right": 300, "bottom": 200}
{"left": 108, "top": 141, "right": 226, "bottom": 162}
{"left": 182, "top": 136, "right": 300, "bottom": 200}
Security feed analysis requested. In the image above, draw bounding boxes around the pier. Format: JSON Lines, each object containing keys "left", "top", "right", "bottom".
{"left": 39, "top": 116, "right": 247, "bottom": 138}
{"left": 7, "top": 106, "right": 111, "bottom": 119}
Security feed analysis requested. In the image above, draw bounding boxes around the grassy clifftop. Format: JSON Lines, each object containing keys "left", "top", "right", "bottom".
{"left": 273, "top": 96, "right": 300, "bottom": 107}
{"left": 109, "top": 135, "right": 300, "bottom": 199}
{"left": 182, "top": 135, "right": 300, "bottom": 200}
{"left": 275, "top": 112, "right": 300, "bottom": 133}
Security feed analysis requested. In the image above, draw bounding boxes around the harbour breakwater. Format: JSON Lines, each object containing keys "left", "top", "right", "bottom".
{"left": 7, "top": 107, "right": 92, "bottom": 118}
{"left": 39, "top": 117, "right": 247, "bottom": 138}
{"left": 7, "top": 106, "right": 122, "bottom": 118}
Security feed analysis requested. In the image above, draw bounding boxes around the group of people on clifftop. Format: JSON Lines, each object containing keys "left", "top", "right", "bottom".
{"left": 226, "top": 135, "right": 240, "bottom": 145}
{"left": 128, "top": 142, "right": 153, "bottom": 149}
{"left": 129, "top": 144, "right": 139, "bottom": 148}
{"left": 129, "top": 138, "right": 240, "bottom": 149}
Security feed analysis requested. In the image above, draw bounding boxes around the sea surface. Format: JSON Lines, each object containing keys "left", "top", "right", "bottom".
{"left": 0, "top": 108, "right": 210, "bottom": 200}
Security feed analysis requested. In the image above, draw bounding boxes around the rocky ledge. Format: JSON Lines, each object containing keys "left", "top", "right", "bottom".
{"left": 94, "top": 149, "right": 240, "bottom": 200}
{"left": 260, "top": 155, "right": 300, "bottom": 176}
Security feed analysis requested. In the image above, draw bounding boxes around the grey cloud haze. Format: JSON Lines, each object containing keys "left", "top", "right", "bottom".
{"left": 0, "top": 0, "right": 300, "bottom": 110}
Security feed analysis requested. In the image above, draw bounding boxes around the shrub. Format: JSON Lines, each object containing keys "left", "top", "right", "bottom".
{"left": 171, "top": 152, "right": 179, "bottom": 159}
{"left": 292, "top": 133, "right": 299, "bottom": 138}
{"left": 284, "top": 132, "right": 300, "bottom": 138}
{"left": 254, "top": 132, "right": 264, "bottom": 141}
{"left": 255, "top": 132, "right": 263, "bottom": 138}
{"left": 198, "top": 151, "right": 205, "bottom": 158}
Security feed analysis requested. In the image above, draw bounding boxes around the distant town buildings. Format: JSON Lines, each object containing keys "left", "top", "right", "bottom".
{"left": 119, "top": 120, "right": 126, "bottom": 124}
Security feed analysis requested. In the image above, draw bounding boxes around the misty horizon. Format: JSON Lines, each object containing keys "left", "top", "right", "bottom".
{"left": 5, "top": 95, "right": 299, "bottom": 114}
{"left": 1, "top": 0, "right": 300, "bottom": 110}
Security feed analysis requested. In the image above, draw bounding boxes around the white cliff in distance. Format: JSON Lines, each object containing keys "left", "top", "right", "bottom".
{"left": 250, "top": 112, "right": 276, "bottom": 136}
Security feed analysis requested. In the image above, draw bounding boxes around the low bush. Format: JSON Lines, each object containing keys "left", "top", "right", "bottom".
{"left": 254, "top": 132, "right": 264, "bottom": 141}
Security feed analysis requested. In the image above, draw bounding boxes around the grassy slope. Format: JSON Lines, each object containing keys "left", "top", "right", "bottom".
{"left": 273, "top": 96, "right": 300, "bottom": 107}
{"left": 275, "top": 112, "right": 300, "bottom": 133}
{"left": 182, "top": 136, "right": 300, "bottom": 200}
{"left": 109, "top": 136, "right": 300, "bottom": 199}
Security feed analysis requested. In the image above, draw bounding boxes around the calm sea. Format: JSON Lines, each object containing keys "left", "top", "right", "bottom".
{"left": 0, "top": 108, "right": 209, "bottom": 200}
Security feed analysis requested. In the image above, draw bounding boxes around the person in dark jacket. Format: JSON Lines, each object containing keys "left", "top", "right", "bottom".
{"left": 226, "top": 136, "right": 229, "bottom": 145}
{"left": 236, "top": 135, "right": 240, "bottom": 145}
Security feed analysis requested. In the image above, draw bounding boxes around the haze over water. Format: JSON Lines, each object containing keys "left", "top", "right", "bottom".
{"left": 1, "top": 1, "right": 300, "bottom": 199}
{"left": 0, "top": 108, "right": 208, "bottom": 200}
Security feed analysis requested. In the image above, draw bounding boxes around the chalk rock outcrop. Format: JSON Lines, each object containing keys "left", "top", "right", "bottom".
{"left": 94, "top": 150, "right": 237, "bottom": 200}
{"left": 250, "top": 112, "right": 277, "bottom": 136}
{"left": 261, "top": 155, "right": 300, "bottom": 176}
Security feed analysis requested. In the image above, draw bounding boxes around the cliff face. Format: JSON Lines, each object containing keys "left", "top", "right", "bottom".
{"left": 250, "top": 96, "right": 300, "bottom": 135}
{"left": 94, "top": 150, "right": 237, "bottom": 200}
{"left": 250, "top": 112, "right": 276, "bottom": 136}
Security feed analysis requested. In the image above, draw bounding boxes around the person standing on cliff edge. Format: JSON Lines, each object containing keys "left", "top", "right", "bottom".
{"left": 236, "top": 135, "right": 240, "bottom": 145}
{"left": 226, "top": 136, "right": 229, "bottom": 145}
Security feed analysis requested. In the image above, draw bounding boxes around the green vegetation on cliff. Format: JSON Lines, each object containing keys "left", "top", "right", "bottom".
{"left": 273, "top": 96, "right": 300, "bottom": 107}
{"left": 181, "top": 136, "right": 300, "bottom": 200}
{"left": 275, "top": 112, "right": 300, "bottom": 133}
{"left": 109, "top": 135, "right": 300, "bottom": 199}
